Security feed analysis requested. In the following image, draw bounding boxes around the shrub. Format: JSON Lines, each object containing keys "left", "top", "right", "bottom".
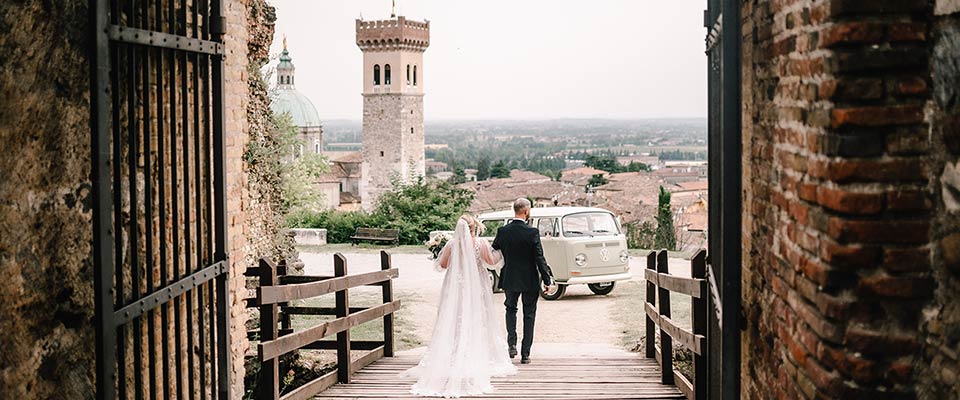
{"left": 287, "top": 178, "right": 474, "bottom": 245}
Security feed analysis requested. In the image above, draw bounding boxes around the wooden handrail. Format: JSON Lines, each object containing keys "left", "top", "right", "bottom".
{"left": 644, "top": 249, "right": 708, "bottom": 400}
{"left": 258, "top": 268, "right": 399, "bottom": 304}
{"left": 251, "top": 251, "right": 400, "bottom": 399}
{"left": 259, "top": 300, "right": 401, "bottom": 360}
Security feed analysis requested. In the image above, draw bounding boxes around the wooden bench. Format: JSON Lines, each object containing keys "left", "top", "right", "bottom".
{"left": 351, "top": 227, "right": 400, "bottom": 245}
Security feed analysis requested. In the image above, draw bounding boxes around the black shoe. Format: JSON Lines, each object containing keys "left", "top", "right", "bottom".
{"left": 520, "top": 356, "right": 530, "bottom": 364}
{"left": 508, "top": 346, "right": 518, "bottom": 358}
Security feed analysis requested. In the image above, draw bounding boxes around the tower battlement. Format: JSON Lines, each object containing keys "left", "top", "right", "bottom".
{"left": 356, "top": 16, "right": 430, "bottom": 52}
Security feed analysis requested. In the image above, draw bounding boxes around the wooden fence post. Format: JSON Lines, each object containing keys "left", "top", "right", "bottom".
{"left": 258, "top": 259, "right": 279, "bottom": 400}
{"left": 334, "top": 253, "right": 351, "bottom": 384}
{"left": 645, "top": 251, "right": 657, "bottom": 359}
{"left": 692, "top": 250, "right": 708, "bottom": 399}
{"left": 380, "top": 251, "right": 395, "bottom": 357}
{"left": 657, "top": 250, "right": 674, "bottom": 385}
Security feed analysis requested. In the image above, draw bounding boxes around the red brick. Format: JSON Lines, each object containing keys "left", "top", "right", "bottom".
{"left": 820, "top": 22, "right": 885, "bottom": 48}
{"left": 788, "top": 200, "right": 809, "bottom": 225}
{"left": 815, "top": 292, "right": 855, "bottom": 319}
{"left": 827, "top": 217, "right": 930, "bottom": 244}
{"left": 887, "top": 23, "right": 927, "bottom": 42}
{"left": 801, "top": 358, "right": 843, "bottom": 397}
{"left": 820, "top": 343, "right": 881, "bottom": 383}
{"left": 831, "top": 105, "right": 924, "bottom": 128}
{"left": 815, "top": 158, "right": 927, "bottom": 183}
{"left": 800, "top": 257, "right": 845, "bottom": 287}
{"left": 886, "top": 359, "right": 914, "bottom": 385}
{"left": 844, "top": 326, "right": 920, "bottom": 356}
{"left": 820, "top": 239, "right": 881, "bottom": 270}
{"left": 857, "top": 272, "right": 933, "bottom": 298}
{"left": 885, "top": 189, "right": 931, "bottom": 211}
{"left": 893, "top": 76, "right": 929, "bottom": 96}
{"left": 816, "top": 186, "right": 884, "bottom": 214}
{"left": 799, "top": 182, "right": 819, "bottom": 202}
{"left": 881, "top": 246, "right": 930, "bottom": 273}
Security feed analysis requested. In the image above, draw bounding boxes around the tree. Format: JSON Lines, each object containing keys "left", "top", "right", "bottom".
{"left": 585, "top": 155, "right": 625, "bottom": 174}
{"left": 476, "top": 157, "right": 491, "bottom": 181}
{"left": 626, "top": 161, "right": 651, "bottom": 172}
{"left": 655, "top": 186, "right": 677, "bottom": 251}
{"left": 587, "top": 174, "right": 608, "bottom": 191}
{"left": 490, "top": 160, "right": 510, "bottom": 178}
{"left": 555, "top": 170, "right": 563, "bottom": 182}
{"left": 449, "top": 166, "right": 467, "bottom": 185}
{"left": 373, "top": 178, "right": 475, "bottom": 245}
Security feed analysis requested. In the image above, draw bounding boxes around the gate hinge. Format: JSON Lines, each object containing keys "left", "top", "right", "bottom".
{"left": 211, "top": 16, "right": 227, "bottom": 35}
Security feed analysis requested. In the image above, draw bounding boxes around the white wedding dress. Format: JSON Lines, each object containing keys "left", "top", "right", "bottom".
{"left": 403, "top": 219, "right": 518, "bottom": 398}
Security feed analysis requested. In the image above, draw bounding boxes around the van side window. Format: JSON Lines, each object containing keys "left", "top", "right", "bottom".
{"left": 537, "top": 218, "right": 558, "bottom": 237}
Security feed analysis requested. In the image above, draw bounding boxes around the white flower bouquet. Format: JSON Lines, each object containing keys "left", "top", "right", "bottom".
{"left": 426, "top": 232, "right": 453, "bottom": 260}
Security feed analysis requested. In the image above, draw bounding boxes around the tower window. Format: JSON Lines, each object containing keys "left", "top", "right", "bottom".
{"left": 380, "top": 151, "right": 385, "bottom": 157}
{"left": 413, "top": 65, "right": 417, "bottom": 86}
{"left": 410, "top": 127, "right": 414, "bottom": 134}
{"left": 373, "top": 64, "right": 380, "bottom": 85}
{"left": 406, "top": 64, "right": 411, "bottom": 85}
{"left": 384, "top": 64, "right": 391, "bottom": 85}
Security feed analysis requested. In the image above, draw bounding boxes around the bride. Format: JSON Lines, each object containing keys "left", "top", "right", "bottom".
{"left": 403, "top": 214, "right": 518, "bottom": 397}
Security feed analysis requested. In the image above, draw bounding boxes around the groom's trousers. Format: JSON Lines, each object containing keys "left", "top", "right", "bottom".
{"left": 504, "top": 290, "right": 539, "bottom": 357}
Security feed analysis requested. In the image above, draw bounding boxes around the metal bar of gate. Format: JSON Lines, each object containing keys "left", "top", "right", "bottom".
{"left": 91, "top": 0, "right": 116, "bottom": 396}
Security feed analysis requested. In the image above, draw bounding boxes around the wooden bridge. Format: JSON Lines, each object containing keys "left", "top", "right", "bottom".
{"left": 248, "top": 250, "right": 713, "bottom": 400}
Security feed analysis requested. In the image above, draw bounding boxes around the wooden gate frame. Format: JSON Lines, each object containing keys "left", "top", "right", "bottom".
{"left": 704, "top": 0, "right": 742, "bottom": 398}
{"left": 90, "top": 0, "right": 231, "bottom": 398}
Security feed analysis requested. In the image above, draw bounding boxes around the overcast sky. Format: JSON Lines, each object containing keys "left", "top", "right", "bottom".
{"left": 267, "top": 0, "right": 708, "bottom": 120}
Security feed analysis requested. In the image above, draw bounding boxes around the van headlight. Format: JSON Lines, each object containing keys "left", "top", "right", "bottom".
{"left": 620, "top": 250, "right": 629, "bottom": 263}
{"left": 574, "top": 253, "right": 587, "bottom": 266}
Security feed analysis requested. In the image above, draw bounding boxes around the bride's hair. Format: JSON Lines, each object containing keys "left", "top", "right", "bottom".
{"left": 459, "top": 214, "right": 485, "bottom": 237}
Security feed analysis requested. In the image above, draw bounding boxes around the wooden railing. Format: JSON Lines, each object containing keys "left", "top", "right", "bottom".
{"left": 246, "top": 251, "right": 400, "bottom": 400}
{"left": 644, "top": 249, "right": 707, "bottom": 400}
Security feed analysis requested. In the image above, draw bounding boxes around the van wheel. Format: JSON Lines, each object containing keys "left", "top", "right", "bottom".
{"left": 588, "top": 282, "right": 616, "bottom": 295}
{"left": 487, "top": 270, "right": 501, "bottom": 293}
{"left": 540, "top": 284, "right": 566, "bottom": 300}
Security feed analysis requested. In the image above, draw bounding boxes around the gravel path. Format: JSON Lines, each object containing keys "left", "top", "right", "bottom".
{"left": 298, "top": 249, "right": 691, "bottom": 351}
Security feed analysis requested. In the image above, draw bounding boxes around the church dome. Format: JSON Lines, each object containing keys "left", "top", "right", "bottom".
{"left": 272, "top": 89, "right": 321, "bottom": 128}
{"left": 270, "top": 38, "right": 322, "bottom": 128}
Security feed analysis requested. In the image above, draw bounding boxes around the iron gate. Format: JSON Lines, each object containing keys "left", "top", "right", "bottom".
{"left": 90, "top": 0, "right": 230, "bottom": 398}
{"left": 705, "top": 0, "right": 741, "bottom": 399}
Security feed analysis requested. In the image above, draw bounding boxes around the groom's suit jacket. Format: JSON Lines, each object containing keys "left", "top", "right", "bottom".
{"left": 492, "top": 219, "right": 554, "bottom": 292}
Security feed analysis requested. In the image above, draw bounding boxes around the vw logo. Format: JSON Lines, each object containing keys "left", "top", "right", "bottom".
{"left": 599, "top": 247, "right": 610, "bottom": 262}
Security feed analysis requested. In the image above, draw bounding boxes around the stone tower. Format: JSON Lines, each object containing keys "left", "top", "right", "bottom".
{"left": 355, "top": 14, "right": 430, "bottom": 210}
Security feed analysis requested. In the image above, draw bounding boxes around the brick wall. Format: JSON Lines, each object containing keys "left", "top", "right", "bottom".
{"left": 741, "top": 0, "right": 959, "bottom": 398}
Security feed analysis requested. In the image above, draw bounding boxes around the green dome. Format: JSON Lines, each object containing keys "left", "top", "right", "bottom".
{"left": 272, "top": 89, "right": 322, "bottom": 128}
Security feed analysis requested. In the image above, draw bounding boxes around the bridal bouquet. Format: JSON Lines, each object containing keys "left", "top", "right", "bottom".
{"left": 426, "top": 232, "right": 452, "bottom": 260}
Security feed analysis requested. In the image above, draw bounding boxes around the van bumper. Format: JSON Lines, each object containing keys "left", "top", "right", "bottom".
{"left": 561, "top": 272, "right": 634, "bottom": 285}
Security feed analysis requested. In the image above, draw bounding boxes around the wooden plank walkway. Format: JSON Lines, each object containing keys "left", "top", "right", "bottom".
{"left": 314, "top": 351, "right": 685, "bottom": 399}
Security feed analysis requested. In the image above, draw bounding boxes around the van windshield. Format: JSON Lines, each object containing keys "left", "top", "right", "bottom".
{"left": 562, "top": 212, "right": 620, "bottom": 237}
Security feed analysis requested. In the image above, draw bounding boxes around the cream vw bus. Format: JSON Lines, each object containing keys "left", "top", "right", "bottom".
{"left": 478, "top": 207, "right": 631, "bottom": 300}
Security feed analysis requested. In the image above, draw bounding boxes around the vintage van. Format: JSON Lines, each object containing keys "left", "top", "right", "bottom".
{"left": 478, "top": 207, "right": 631, "bottom": 300}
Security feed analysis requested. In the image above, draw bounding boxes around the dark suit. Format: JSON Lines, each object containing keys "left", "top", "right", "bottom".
{"left": 492, "top": 219, "right": 554, "bottom": 357}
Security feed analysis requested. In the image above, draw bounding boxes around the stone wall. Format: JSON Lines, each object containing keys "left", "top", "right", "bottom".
{"left": 0, "top": 0, "right": 274, "bottom": 397}
{"left": 0, "top": 1, "right": 95, "bottom": 397}
{"left": 740, "top": 0, "right": 959, "bottom": 398}
{"left": 920, "top": 1, "right": 960, "bottom": 398}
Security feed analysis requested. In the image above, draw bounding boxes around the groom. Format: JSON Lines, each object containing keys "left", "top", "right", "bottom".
{"left": 492, "top": 198, "right": 555, "bottom": 364}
